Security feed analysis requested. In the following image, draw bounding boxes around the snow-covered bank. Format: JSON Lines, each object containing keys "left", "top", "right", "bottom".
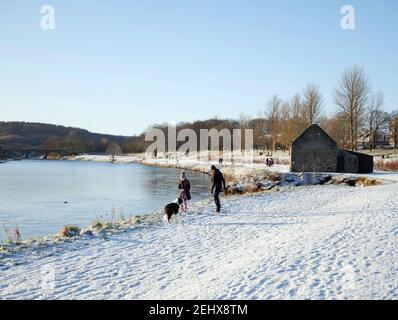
{"left": 64, "top": 154, "right": 141, "bottom": 163}
{"left": 1, "top": 179, "right": 397, "bottom": 299}
{"left": 64, "top": 152, "right": 290, "bottom": 174}
{"left": 65, "top": 150, "right": 398, "bottom": 174}
{"left": 65, "top": 152, "right": 291, "bottom": 190}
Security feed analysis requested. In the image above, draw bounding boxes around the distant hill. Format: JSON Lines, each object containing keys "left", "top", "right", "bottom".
{"left": 0, "top": 121, "right": 130, "bottom": 153}
{"left": 0, "top": 117, "right": 266, "bottom": 156}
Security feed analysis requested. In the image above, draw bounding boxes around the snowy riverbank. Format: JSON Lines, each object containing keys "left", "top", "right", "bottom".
{"left": 1, "top": 173, "right": 398, "bottom": 299}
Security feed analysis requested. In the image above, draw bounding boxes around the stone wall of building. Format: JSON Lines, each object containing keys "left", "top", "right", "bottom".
{"left": 290, "top": 124, "right": 338, "bottom": 173}
{"left": 337, "top": 150, "right": 359, "bottom": 173}
{"left": 347, "top": 151, "right": 374, "bottom": 173}
{"left": 291, "top": 148, "right": 337, "bottom": 172}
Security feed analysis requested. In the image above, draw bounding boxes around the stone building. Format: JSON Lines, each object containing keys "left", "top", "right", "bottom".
{"left": 290, "top": 124, "right": 373, "bottom": 173}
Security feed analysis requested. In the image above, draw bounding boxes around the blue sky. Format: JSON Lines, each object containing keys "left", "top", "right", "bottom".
{"left": 0, "top": 0, "right": 397, "bottom": 135}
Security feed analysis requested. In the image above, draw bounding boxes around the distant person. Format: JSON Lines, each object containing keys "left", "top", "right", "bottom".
{"left": 178, "top": 172, "right": 191, "bottom": 212}
{"left": 269, "top": 158, "right": 274, "bottom": 167}
{"left": 219, "top": 157, "right": 223, "bottom": 165}
{"left": 265, "top": 158, "right": 269, "bottom": 166}
{"left": 210, "top": 165, "right": 226, "bottom": 213}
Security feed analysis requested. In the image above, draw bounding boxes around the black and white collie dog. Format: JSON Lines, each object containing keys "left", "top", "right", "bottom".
{"left": 163, "top": 198, "right": 183, "bottom": 223}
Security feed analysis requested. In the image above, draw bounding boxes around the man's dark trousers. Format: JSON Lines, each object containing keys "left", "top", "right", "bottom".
{"left": 214, "top": 187, "right": 221, "bottom": 211}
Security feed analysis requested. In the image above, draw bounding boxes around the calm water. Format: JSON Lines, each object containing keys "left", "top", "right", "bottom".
{"left": 0, "top": 160, "right": 211, "bottom": 241}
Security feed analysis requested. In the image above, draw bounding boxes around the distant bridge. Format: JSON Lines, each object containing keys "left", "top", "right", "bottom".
{"left": 0, "top": 148, "right": 68, "bottom": 159}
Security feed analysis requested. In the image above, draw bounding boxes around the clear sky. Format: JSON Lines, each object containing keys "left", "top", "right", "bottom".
{"left": 0, "top": 0, "right": 397, "bottom": 136}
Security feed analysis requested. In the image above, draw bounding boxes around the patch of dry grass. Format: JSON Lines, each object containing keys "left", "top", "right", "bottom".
{"left": 267, "top": 172, "right": 283, "bottom": 182}
{"left": 356, "top": 177, "right": 380, "bottom": 186}
{"left": 222, "top": 173, "right": 235, "bottom": 185}
{"left": 374, "top": 160, "right": 398, "bottom": 172}
{"left": 224, "top": 171, "right": 283, "bottom": 196}
{"left": 59, "top": 225, "right": 81, "bottom": 238}
{"left": 90, "top": 215, "right": 142, "bottom": 233}
{"left": 331, "top": 176, "right": 380, "bottom": 187}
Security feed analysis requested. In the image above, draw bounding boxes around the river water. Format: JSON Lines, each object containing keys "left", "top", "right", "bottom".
{"left": 0, "top": 160, "right": 211, "bottom": 241}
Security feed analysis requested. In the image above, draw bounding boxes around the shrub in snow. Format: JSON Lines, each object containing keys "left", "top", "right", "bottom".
{"left": 59, "top": 226, "right": 81, "bottom": 238}
{"left": 91, "top": 221, "right": 105, "bottom": 231}
{"left": 330, "top": 176, "right": 380, "bottom": 187}
{"left": 90, "top": 221, "right": 114, "bottom": 233}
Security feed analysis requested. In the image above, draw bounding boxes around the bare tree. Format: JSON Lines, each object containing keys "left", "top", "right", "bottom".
{"left": 290, "top": 93, "right": 306, "bottom": 137}
{"left": 323, "top": 112, "right": 348, "bottom": 148}
{"left": 302, "top": 84, "right": 324, "bottom": 126}
{"left": 252, "top": 111, "right": 267, "bottom": 151}
{"left": 265, "top": 95, "right": 282, "bottom": 151}
{"left": 390, "top": 111, "right": 398, "bottom": 148}
{"left": 279, "top": 102, "right": 292, "bottom": 152}
{"left": 334, "top": 66, "right": 370, "bottom": 150}
{"left": 366, "top": 92, "right": 389, "bottom": 151}
{"left": 106, "top": 142, "right": 123, "bottom": 161}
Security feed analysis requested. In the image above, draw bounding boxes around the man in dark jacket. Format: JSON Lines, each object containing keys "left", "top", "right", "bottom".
{"left": 210, "top": 165, "right": 226, "bottom": 213}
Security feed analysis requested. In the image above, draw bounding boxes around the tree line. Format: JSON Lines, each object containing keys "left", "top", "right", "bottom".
{"left": 138, "top": 66, "right": 397, "bottom": 154}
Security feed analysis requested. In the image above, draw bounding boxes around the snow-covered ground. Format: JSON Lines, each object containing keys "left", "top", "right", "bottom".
{"left": 1, "top": 177, "right": 398, "bottom": 300}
